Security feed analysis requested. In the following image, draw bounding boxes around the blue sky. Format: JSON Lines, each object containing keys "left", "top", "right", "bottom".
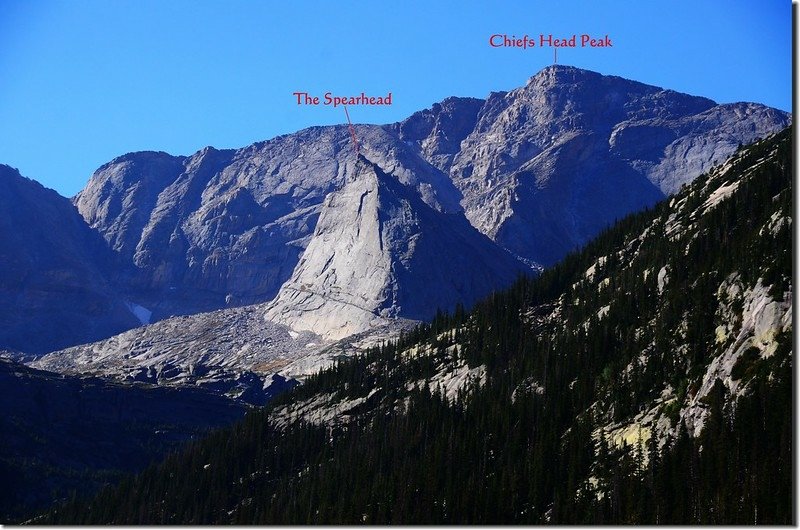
{"left": 0, "top": 0, "right": 791, "bottom": 197}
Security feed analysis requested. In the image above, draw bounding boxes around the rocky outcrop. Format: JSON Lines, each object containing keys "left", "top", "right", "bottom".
{"left": 30, "top": 304, "right": 313, "bottom": 404}
{"left": 264, "top": 155, "right": 526, "bottom": 339}
{"left": 76, "top": 127, "right": 467, "bottom": 320}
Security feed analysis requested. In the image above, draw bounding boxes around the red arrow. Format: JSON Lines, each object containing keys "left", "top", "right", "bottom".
{"left": 343, "top": 105, "right": 359, "bottom": 155}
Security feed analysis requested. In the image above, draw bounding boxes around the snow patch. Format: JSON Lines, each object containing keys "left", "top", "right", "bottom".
{"left": 125, "top": 301, "right": 152, "bottom": 325}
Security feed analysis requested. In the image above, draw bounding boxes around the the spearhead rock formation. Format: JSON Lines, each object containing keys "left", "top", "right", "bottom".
{"left": 264, "top": 154, "right": 527, "bottom": 340}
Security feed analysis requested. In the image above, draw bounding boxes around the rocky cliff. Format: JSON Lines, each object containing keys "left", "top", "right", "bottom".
{"left": 264, "top": 155, "right": 526, "bottom": 340}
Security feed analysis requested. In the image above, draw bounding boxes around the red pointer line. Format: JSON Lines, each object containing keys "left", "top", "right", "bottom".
{"left": 343, "top": 105, "right": 360, "bottom": 155}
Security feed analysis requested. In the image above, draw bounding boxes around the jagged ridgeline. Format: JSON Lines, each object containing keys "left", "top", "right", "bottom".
{"left": 38, "top": 128, "right": 792, "bottom": 524}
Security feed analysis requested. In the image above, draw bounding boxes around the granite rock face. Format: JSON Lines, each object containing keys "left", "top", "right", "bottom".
{"left": 76, "top": 126, "right": 467, "bottom": 321}
{"left": 264, "top": 155, "right": 527, "bottom": 340}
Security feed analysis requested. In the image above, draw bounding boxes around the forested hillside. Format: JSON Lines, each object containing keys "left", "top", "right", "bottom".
{"left": 0, "top": 359, "right": 246, "bottom": 522}
{"left": 38, "top": 128, "right": 792, "bottom": 524}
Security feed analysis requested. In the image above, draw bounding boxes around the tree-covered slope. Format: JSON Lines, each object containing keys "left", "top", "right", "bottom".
{"left": 0, "top": 358, "right": 247, "bottom": 523}
{"left": 38, "top": 128, "right": 792, "bottom": 524}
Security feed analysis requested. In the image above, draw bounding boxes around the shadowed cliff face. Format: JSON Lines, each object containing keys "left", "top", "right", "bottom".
{"left": 0, "top": 66, "right": 790, "bottom": 353}
{"left": 0, "top": 165, "right": 140, "bottom": 354}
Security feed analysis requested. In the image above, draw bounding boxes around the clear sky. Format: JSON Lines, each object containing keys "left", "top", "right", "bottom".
{"left": 0, "top": 0, "right": 791, "bottom": 197}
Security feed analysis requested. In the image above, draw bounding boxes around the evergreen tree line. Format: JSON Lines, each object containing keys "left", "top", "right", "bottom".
{"left": 35, "top": 128, "right": 792, "bottom": 524}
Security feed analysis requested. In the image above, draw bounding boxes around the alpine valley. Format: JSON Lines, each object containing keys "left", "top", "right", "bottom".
{"left": 0, "top": 66, "right": 792, "bottom": 524}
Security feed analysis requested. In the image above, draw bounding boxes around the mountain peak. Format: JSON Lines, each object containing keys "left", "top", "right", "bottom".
{"left": 524, "top": 65, "right": 714, "bottom": 106}
{"left": 526, "top": 64, "right": 602, "bottom": 86}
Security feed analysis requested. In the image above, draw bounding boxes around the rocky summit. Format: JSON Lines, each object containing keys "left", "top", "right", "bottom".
{"left": 403, "top": 66, "right": 790, "bottom": 266}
